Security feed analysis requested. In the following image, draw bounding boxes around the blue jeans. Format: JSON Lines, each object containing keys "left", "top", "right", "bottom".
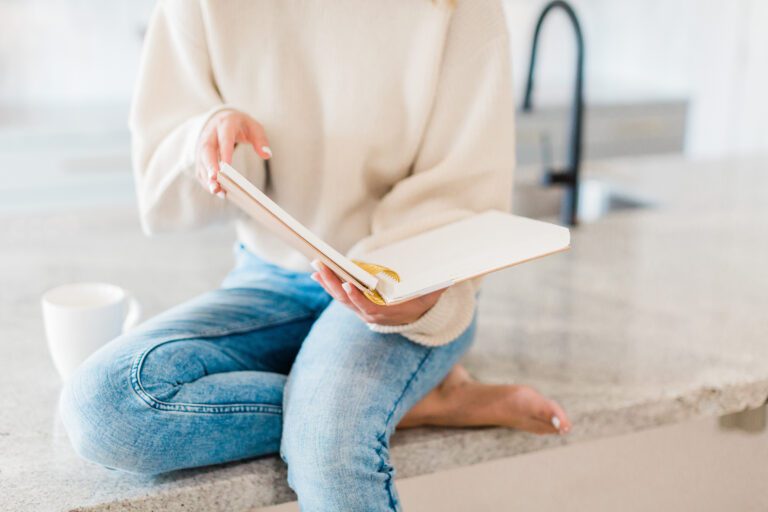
{"left": 60, "top": 243, "right": 476, "bottom": 511}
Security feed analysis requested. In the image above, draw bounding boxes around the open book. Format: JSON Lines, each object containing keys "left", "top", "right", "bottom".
{"left": 218, "top": 164, "right": 570, "bottom": 305}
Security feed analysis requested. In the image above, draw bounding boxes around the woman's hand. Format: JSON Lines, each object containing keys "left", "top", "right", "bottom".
{"left": 195, "top": 109, "right": 273, "bottom": 196}
{"left": 311, "top": 261, "right": 445, "bottom": 326}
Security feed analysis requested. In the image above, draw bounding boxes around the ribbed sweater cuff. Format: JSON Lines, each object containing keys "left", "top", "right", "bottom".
{"left": 366, "top": 280, "right": 476, "bottom": 347}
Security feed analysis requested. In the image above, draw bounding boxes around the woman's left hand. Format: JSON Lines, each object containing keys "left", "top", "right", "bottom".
{"left": 311, "top": 261, "right": 445, "bottom": 326}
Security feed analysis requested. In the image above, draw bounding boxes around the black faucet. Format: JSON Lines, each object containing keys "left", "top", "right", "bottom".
{"left": 522, "top": 0, "right": 585, "bottom": 226}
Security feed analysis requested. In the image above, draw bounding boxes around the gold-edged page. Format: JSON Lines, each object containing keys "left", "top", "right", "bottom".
{"left": 217, "top": 164, "right": 379, "bottom": 292}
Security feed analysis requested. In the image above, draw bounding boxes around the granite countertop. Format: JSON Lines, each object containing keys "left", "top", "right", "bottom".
{"left": 1, "top": 154, "right": 767, "bottom": 511}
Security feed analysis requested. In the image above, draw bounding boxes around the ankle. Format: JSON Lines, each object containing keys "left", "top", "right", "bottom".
{"left": 436, "top": 366, "right": 473, "bottom": 394}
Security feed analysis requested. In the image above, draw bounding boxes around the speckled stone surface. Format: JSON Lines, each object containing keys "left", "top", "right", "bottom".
{"left": 1, "top": 155, "right": 767, "bottom": 511}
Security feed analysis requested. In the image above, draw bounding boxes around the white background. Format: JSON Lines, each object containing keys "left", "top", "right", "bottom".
{"left": 1, "top": 0, "right": 767, "bottom": 158}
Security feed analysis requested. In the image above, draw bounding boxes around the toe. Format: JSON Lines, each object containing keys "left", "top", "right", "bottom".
{"left": 547, "top": 400, "right": 571, "bottom": 434}
{"left": 526, "top": 393, "right": 571, "bottom": 435}
{"left": 522, "top": 417, "right": 559, "bottom": 435}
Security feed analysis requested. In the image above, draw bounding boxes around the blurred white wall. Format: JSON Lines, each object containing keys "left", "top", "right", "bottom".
{"left": 0, "top": 0, "right": 766, "bottom": 158}
{"left": 0, "top": 0, "right": 154, "bottom": 107}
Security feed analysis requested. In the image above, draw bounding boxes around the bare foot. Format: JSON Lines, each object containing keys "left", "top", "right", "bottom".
{"left": 398, "top": 365, "right": 571, "bottom": 435}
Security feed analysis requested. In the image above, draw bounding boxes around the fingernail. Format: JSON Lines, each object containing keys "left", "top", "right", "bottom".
{"left": 342, "top": 282, "right": 352, "bottom": 293}
{"left": 208, "top": 183, "right": 217, "bottom": 194}
{"left": 261, "top": 146, "right": 272, "bottom": 158}
{"left": 216, "top": 191, "right": 225, "bottom": 199}
{"left": 551, "top": 416, "right": 561, "bottom": 431}
{"left": 310, "top": 260, "right": 322, "bottom": 272}
{"left": 309, "top": 273, "right": 320, "bottom": 282}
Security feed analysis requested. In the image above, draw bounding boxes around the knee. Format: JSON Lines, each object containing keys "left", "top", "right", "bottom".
{"left": 59, "top": 353, "right": 159, "bottom": 475}
{"left": 281, "top": 409, "right": 396, "bottom": 508}
{"left": 282, "top": 417, "right": 363, "bottom": 482}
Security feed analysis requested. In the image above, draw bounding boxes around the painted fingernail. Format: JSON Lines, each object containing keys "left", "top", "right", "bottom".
{"left": 342, "top": 282, "right": 352, "bottom": 293}
{"left": 261, "top": 146, "right": 272, "bottom": 158}
{"left": 551, "top": 416, "right": 561, "bottom": 431}
{"left": 208, "top": 183, "right": 217, "bottom": 194}
{"left": 310, "top": 260, "right": 322, "bottom": 272}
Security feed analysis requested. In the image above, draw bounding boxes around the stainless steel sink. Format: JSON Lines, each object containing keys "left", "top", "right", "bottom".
{"left": 513, "top": 177, "right": 654, "bottom": 223}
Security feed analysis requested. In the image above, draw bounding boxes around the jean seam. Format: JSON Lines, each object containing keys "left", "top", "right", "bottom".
{"left": 130, "top": 314, "right": 315, "bottom": 415}
{"left": 376, "top": 346, "right": 434, "bottom": 511}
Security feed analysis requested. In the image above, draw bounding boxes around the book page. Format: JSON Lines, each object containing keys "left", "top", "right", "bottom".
{"left": 218, "top": 164, "right": 379, "bottom": 291}
{"left": 219, "top": 165, "right": 570, "bottom": 306}
{"left": 360, "top": 211, "right": 571, "bottom": 304}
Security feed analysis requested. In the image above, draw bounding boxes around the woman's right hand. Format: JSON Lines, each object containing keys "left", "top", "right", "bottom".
{"left": 195, "top": 109, "right": 272, "bottom": 196}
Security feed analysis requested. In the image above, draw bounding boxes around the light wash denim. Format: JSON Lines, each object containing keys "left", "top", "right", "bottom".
{"left": 60, "top": 243, "right": 476, "bottom": 511}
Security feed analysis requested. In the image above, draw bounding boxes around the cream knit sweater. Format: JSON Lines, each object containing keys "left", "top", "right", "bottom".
{"left": 130, "top": 0, "right": 516, "bottom": 346}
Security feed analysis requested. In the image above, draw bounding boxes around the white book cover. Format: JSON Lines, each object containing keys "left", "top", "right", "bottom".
{"left": 218, "top": 163, "right": 570, "bottom": 305}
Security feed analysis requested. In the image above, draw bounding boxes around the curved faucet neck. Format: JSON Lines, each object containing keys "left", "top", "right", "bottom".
{"left": 522, "top": 0, "right": 585, "bottom": 226}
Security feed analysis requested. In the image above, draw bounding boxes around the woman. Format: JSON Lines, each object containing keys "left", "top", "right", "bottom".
{"left": 60, "top": 0, "right": 571, "bottom": 510}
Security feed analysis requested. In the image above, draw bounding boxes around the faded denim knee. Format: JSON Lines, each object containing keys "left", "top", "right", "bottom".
{"left": 59, "top": 344, "right": 164, "bottom": 475}
{"left": 280, "top": 381, "right": 400, "bottom": 512}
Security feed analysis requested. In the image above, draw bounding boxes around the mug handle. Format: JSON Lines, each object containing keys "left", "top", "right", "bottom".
{"left": 123, "top": 295, "right": 142, "bottom": 332}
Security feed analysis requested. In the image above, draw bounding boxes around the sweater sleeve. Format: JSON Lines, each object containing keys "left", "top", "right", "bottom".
{"left": 129, "top": 0, "right": 235, "bottom": 235}
{"left": 346, "top": 2, "right": 516, "bottom": 347}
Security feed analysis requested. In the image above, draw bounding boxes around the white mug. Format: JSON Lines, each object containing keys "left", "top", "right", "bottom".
{"left": 42, "top": 282, "right": 141, "bottom": 381}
